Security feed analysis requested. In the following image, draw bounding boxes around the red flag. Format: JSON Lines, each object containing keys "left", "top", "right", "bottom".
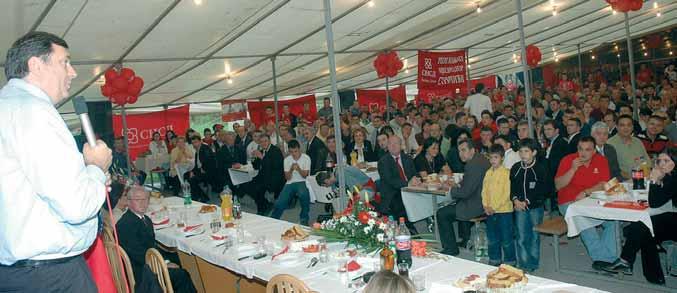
{"left": 221, "top": 99, "right": 248, "bottom": 122}
{"left": 113, "top": 105, "right": 190, "bottom": 160}
{"left": 84, "top": 235, "right": 116, "bottom": 293}
{"left": 417, "top": 50, "right": 467, "bottom": 103}
{"left": 356, "top": 85, "right": 406, "bottom": 113}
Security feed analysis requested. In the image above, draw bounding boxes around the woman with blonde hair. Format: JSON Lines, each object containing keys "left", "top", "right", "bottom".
{"left": 363, "top": 270, "right": 415, "bottom": 293}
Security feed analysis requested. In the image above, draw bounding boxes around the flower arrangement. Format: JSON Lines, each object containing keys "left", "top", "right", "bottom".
{"left": 312, "top": 186, "right": 388, "bottom": 253}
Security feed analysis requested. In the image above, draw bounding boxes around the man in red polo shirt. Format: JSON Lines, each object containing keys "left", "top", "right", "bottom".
{"left": 555, "top": 136, "right": 619, "bottom": 271}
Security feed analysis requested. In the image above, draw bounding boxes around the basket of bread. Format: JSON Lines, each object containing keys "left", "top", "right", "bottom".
{"left": 281, "top": 225, "right": 309, "bottom": 241}
{"left": 486, "top": 264, "right": 528, "bottom": 293}
{"left": 198, "top": 205, "right": 217, "bottom": 214}
{"left": 604, "top": 178, "right": 628, "bottom": 196}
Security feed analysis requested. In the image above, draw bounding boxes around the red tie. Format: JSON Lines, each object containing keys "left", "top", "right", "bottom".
{"left": 396, "top": 156, "right": 407, "bottom": 181}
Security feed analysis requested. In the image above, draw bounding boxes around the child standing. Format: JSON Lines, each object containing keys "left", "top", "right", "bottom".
{"left": 482, "top": 145, "right": 516, "bottom": 266}
{"left": 510, "top": 138, "right": 550, "bottom": 272}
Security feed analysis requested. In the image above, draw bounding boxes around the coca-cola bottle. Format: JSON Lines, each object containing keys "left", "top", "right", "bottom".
{"left": 631, "top": 158, "right": 645, "bottom": 190}
{"left": 395, "top": 217, "right": 412, "bottom": 270}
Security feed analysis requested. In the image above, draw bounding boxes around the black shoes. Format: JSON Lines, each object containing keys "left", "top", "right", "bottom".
{"left": 601, "top": 259, "right": 633, "bottom": 275}
{"left": 591, "top": 261, "right": 612, "bottom": 272}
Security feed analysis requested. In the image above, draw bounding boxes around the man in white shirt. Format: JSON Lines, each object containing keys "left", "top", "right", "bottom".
{"left": 0, "top": 32, "right": 112, "bottom": 292}
{"left": 246, "top": 130, "right": 262, "bottom": 162}
{"left": 270, "top": 140, "right": 312, "bottom": 225}
{"left": 464, "top": 83, "right": 492, "bottom": 121}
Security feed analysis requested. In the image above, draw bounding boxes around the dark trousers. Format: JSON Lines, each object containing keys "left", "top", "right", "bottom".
{"left": 0, "top": 256, "right": 96, "bottom": 293}
{"left": 486, "top": 213, "right": 516, "bottom": 265}
{"left": 436, "top": 204, "right": 473, "bottom": 254}
{"left": 243, "top": 180, "right": 275, "bottom": 215}
{"left": 168, "top": 268, "right": 197, "bottom": 293}
{"left": 621, "top": 212, "right": 677, "bottom": 283}
{"left": 379, "top": 191, "right": 418, "bottom": 234}
{"left": 185, "top": 172, "right": 209, "bottom": 202}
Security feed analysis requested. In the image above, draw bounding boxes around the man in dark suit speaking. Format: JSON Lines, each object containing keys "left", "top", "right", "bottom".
{"left": 377, "top": 135, "right": 421, "bottom": 230}
{"left": 247, "top": 134, "right": 285, "bottom": 215}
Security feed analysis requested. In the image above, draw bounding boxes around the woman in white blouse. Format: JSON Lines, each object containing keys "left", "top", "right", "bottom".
{"left": 149, "top": 131, "right": 168, "bottom": 155}
{"left": 169, "top": 136, "right": 195, "bottom": 195}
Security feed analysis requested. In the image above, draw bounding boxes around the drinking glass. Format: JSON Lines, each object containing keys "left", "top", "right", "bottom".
{"left": 236, "top": 224, "right": 245, "bottom": 243}
{"left": 318, "top": 240, "right": 329, "bottom": 263}
{"left": 397, "top": 262, "right": 410, "bottom": 278}
{"left": 210, "top": 217, "right": 221, "bottom": 234}
{"left": 412, "top": 273, "right": 425, "bottom": 291}
{"left": 337, "top": 260, "right": 349, "bottom": 285}
{"left": 257, "top": 236, "right": 266, "bottom": 254}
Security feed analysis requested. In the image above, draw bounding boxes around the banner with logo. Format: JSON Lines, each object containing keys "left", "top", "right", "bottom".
{"left": 221, "top": 99, "right": 248, "bottom": 122}
{"left": 417, "top": 50, "right": 467, "bottom": 102}
{"left": 113, "top": 105, "right": 190, "bottom": 160}
{"left": 247, "top": 94, "right": 317, "bottom": 127}
{"left": 356, "top": 85, "right": 406, "bottom": 113}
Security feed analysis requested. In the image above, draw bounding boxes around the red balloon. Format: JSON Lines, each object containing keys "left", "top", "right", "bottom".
{"left": 112, "top": 77, "right": 128, "bottom": 90}
{"left": 104, "top": 69, "right": 118, "bottom": 82}
{"left": 128, "top": 85, "right": 142, "bottom": 96}
{"left": 120, "top": 68, "right": 135, "bottom": 80}
{"left": 111, "top": 92, "right": 128, "bottom": 106}
{"left": 616, "top": 0, "right": 631, "bottom": 12}
{"left": 127, "top": 95, "right": 138, "bottom": 104}
{"left": 130, "top": 77, "right": 144, "bottom": 89}
{"left": 100, "top": 84, "right": 113, "bottom": 97}
{"left": 629, "top": 0, "right": 642, "bottom": 11}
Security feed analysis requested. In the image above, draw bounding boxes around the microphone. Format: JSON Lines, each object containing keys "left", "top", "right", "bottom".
{"left": 72, "top": 96, "right": 96, "bottom": 147}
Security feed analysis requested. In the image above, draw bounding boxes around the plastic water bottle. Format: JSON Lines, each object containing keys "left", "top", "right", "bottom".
{"left": 233, "top": 194, "right": 242, "bottom": 220}
{"left": 395, "top": 217, "right": 412, "bottom": 269}
{"left": 474, "top": 223, "right": 489, "bottom": 263}
{"left": 181, "top": 182, "right": 192, "bottom": 206}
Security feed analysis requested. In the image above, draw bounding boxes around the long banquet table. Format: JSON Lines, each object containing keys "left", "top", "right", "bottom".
{"left": 149, "top": 196, "right": 607, "bottom": 293}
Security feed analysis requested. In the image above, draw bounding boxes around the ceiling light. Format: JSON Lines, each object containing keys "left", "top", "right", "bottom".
{"left": 644, "top": 52, "right": 648, "bottom": 56}
{"left": 612, "top": 9, "right": 617, "bottom": 15}
{"left": 467, "top": 64, "right": 472, "bottom": 69}
{"left": 367, "top": 1, "right": 375, "bottom": 8}
{"left": 194, "top": 0, "right": 202, "bottom": 5}
{"left": 591, "top": 55, "right": 596, "bottom": 60}
{"left": 476, "top": 2, "right": 482, "bottom": 13}
{"left": 552, "top": 6, "right": 558, "bottom": 16}
{"left": 654, "top": 1, "right": 659, "bottom": 9}
{"left": 405, "top": 69, "right": 410, "bottom": 74}
{"left": 670, "top": 51, "right": 674, "bottom": 56}
{"left": 656, "top": 11, "right": 661, "bottom": 17}
{"left": 555, "top": 57, "right": 559, "bottom": 62}
{"left": 226, "top": 76, "right": 233, "bottom": 84}
{"left": 617, "top": 54, "right": 621, "bottom": 58}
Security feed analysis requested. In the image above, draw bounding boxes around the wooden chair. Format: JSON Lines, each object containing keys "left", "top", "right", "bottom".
{"left": 534, "top": 216, "right": 568, "bottom": 272}
{"left": 266, "top": 274, "right": 316, "bottom": 293}
{"left": 103, "top": 241, "right": 135, "bottom": 293}
{"left": 145, "top": 248, "right": 174, "bottom": 293}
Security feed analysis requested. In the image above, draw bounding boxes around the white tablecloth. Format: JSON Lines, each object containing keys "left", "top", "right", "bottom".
{"left": 228, "top": 164, "right": 258, "bottom": 186}
{"left": 564, "top": 197, "right": 655, "bottom": 237}
{"left": 306, "top": 170, "right": 379, "bottom": 203}
{"left": 135, "top": 154, "right": 169, "bottom": 174}
{"left": 401, "top": 189, "right": 452, "bottom": 222}
{"left": 148, "top": 196, "right": 604, "bottom": 293}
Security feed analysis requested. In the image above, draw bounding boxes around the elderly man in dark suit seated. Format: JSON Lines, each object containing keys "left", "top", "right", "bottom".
{"left": 116, "top": 186, "right": 196, "bottom": 293}
{"left": 436, "top": 139, "right": 490, "bottom": 256}
{"left": 377, "top": 135, "right": 422, "bottom": 233}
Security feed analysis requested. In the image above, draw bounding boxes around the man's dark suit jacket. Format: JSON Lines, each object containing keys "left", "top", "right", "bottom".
{"left": 449, "top": 153, "right": 490, "bottom": 220}
{"left": 116, "top": 211, "right": 158, "bottom": 283}
{"left": 306, "top": 136, "right": 328, "bottom": 175}
{"left": 601, "top": 144, "right": 623, "bottom": 181}
{"left": 547, "top": 136, "right": 569, "bottom": 182}
{"left": 252, "top": 144, "right": 285, "bottom": 194}
{"left": 214, "top": 144, "right": 246, "bottom": 191}
{"left": 566, "top": 132, "right": 581, "bottom": 155}
{"left": 377, "top": 151, "right": 417, "bottom": 217}
{"left": 235, "top": 134, "right": 252, "bottom": 159}
{"left": 343, "top": 140, "right": 377, "bottom": 162}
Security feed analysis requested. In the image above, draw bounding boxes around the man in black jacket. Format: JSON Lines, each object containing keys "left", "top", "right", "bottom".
{"left": 436, "top": 139, "right": 490, "bottom": 256}
{"left": 565, "top": 117, "right": 582, "bottom": 155}
{"left": 188, "top": 135, "right": 214, "bottom": 202}
{"left": 303, "top": 126, "right": 328, "bottom": 175}
{"left": 247, "top": 134, "right": 284, "bottom": 215}
{"left": 591, "top": 122, "right": 623, "bottom": 181}
{"left": 377, "top": 135, "right": 420, "bottom": 223}
{"left": 116, "top": 186, "right": 196, "bottom": 293}
{"left": 543, "top": 120, "right": 568, "bottom": 213}
{"left": 214, "top": 131, "right": 246, "bottom": 193}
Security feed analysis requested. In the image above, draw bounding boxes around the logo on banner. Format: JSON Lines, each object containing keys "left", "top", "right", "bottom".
{"left": 124, "top": 125, "right": 175, "bottom": 145}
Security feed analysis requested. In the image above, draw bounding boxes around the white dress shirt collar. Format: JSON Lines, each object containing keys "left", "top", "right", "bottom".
{"left": 8, "top": 79, "right": 52, "bottom": 104}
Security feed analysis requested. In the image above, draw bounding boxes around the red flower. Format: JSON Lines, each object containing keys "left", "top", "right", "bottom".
{"left": 358, "top": 211, "right": 370, "bottom": 225}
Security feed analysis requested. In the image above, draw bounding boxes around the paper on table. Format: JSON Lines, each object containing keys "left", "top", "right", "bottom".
{"left": 429, "top": 282, "right": 463, "bottom": 293}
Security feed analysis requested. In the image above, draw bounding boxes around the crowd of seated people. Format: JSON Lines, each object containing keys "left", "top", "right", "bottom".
{"left": 125, "top": 62, "right": 677, "bottom": 283}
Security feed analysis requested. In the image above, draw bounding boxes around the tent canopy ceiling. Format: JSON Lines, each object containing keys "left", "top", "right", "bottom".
{"left": 0, "top": 0, "right": 674, "bottom": 114}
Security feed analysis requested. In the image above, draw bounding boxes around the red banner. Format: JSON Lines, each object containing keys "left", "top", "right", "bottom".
{"left": 417, "top": 50, "right": 467, "bottom": 102}
{"left": 356, "top": 85, "right": 406, "bottom": 113}
{"left": 247, "top": 94, "right": 317, "bottom": 128}
{"left": 470, "top": 75, "right": 497, "bottom": 91}
{"left": 221, "top": 99, "right": 248, "bottom": 122}
{"left": 113, "top": 105, "right": 190, "bottom": 160}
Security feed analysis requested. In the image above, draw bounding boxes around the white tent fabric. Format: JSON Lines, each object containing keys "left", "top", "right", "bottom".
{"left": 1, "top": 0, "right": 675, "bottom": 115}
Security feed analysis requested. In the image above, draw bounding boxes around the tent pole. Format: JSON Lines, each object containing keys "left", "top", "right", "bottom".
{"left": 577, "top": 44, "right": 583, "bottom": 86}
{"left": 120, "top": 104, "right": 133, "bottom": 181}
{"left": 271, "top": 56, "right": 281, "bottom": 145}
{"left": 385, "top": 76, "right": 391, "bottom": 121}
{"left": 624, "top": 12, "right": 638, "bottom": 120}
{"left": 466, "top": 48, "right": 471, "bottom": 94}
{"left": 323, "top": 0, "right": 346, "bottom": 211}
{"left": 515, "top": 0, "right": 534, "bottom": 138}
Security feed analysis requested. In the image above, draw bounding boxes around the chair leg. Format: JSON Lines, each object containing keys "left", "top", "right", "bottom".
{"left": 553, "top": 235, "right": 560, "bottom": 272}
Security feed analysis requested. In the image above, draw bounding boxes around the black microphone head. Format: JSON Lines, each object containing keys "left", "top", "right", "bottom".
{"left": 73, "top": 96, "right": 88, "bottom": 115}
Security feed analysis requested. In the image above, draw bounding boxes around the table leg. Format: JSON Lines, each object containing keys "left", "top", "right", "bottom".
{"left": 432, "top": 195, "right": 441, "bottom": 247}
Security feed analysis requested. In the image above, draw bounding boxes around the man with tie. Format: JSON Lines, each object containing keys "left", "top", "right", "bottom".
{"left": 117, "top": 186, "right": 196, "bottom": 292}
{"left": 436, "top": 139, "right": 490, "bottom": 256}
{"left": 247, "top": 134, "right": 285, "bottom": 215}
{"left": 591, "top": 122, "right": 623, "bottom": 181}
{"left": 377, "top": 135, "right": 420, "bottom": 229}
{"left": 188, "top": 135, "right": 214, "bottom": 202}
{"left": 215, "top": 131, "right": 246, "bottom": 193}
{"left": 303, "top": 126, "right": 328, "bottom": 175}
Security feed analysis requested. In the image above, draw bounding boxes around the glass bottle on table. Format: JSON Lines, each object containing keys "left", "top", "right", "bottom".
{"left": 220, "top": 186, "right": 233, "bottom": 222}
{"left": 232, "top": 195, "right": 242, "bottom": 220}
{"left": 380, "top": 244, "right": 395, "bottom": 271}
